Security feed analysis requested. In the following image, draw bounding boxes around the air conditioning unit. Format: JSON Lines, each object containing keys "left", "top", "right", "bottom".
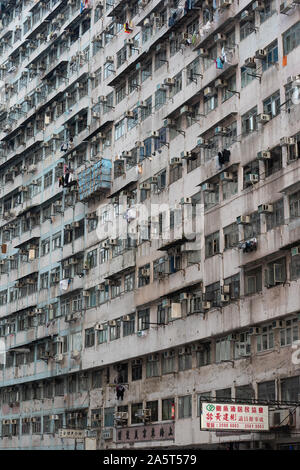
{"left": 237, "top": 215, "right": 250, "bottom": 224}
{"left": 258, "top": 204, "right": 273, "bottom": 214}
{"left": 202, "top": 183, "right": 215, "bottom": 192}
{"left": 244, "top": 57, "right": 256, "bottom": 68}
{"left": 249, "top": 327, "right": 262, "bottom": 335}
{"left": 164, "top": 118, "right": 176, "bottom": 128}
{"left": 252, "top": 0, "right": 265, "bottom": 11}
{"left": 220, "top": 172, "right": 233, "bottom": 182}
{"left": 122, "top": 315, "right": 131, "bottom": 322}
{"left": 203, "top": 86, "right": 215, "bottom": 97}
{"left": 220, "top": 294, "right": 230, "bottom": 303}
{"left": 291, "top": 246, "right": 300, "bottom": 257}
{"left": 170, "top": 157, "right": 182, "bottom": 166}
{"left": 122, "top": 151, "right": 132, "bottom": 159}
{"left": 106, "top": 56, "right": 114, "bottom": 63}
{"left": 108, "top": 238, "right": 118, "bottom": 245}
{"left": 272, "top": 320, "right": 286, "bottom": 329}
{"left": 202, "top": 301, "right": 211, "bottom": 310}
{"left": 214, "top": 33, "right": 227, "bottom": 43}
{"left": 50, "top": 415, "right": 59, "bottom": 420}
{"left": 94, "top": 323, "right": 103, "bottom": 331}
{"left": 280, "top": 137, "right": 295, "bottom": 146}
{"left": 245, "top": 173, "right": 259, "bottom": 183}
{"left": 257, "top": 151, "right": 271, "bottom": 160}
{"left": 257, "top": 113, "right": 271, "bottom": 124}
{"left": 270, "top": 409, "right": 294, "bottom": 428}
{"left": 54, "top": 354, "right": 63, "bottom": 362}
{"left": 220, "top": 0, "right": 232, "bottom": 6}
{"left": 164, "top": 78, "right": 175, "bottom": 86}
{"left": 141, "top": 268, "right": 150, "bottom": 277}
{"left": 199, "top": 48, "right": 209, "bottom": 57}
{"left": 140, "top": 183, "right": 151, "bottom": 190}
{"left": 181, "top": 197, "right": 192, "bottom": 204}
{"left": 197, "top": 138, "right": 210, "bottom": 148}
{"left": 114, "top": 412, "right": 128, "bottom": 421}
{"left": 125, "top": 111, "right": 134, "bottom": 119}
{"left": 82, "top": 290, "right": 89, "bottom": 297}
{"left": 179, "top": 292, "right": 192, "bottom": 301}
{"left": 215, "top": 78, "right": 228, "bottom": 88}
{"left": 255, "top": 49, "right": 267, "bottom": 59}
{"left": 215, "top": 126, "right": 228, "bottom": 135}
{"left": 240, "top": 10, "right": 252, "bottom": 19}
{"left": 108, "top": 320, "right": 116, "bottom": 327}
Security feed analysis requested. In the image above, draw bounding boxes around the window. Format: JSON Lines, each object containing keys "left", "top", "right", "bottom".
{"left": 131, "top": 403, "right": 143, "bottom": 424}
{"left": 242, "top": 107, "right": 258, "bottom": 135}
{"left": 162, "top": 350, "right": 176, "bottom": 374}
{"left": 104, "top": 407, "right": 114, "bottom": 427}
{"left": 178, "top": 395, "right": 192, "bottom": 419}
{"left": 265, "top": 258, "right": 286, "bottom": 287}
{"left": 245, "top": 267, "right": 262, "bottom": 295}
{"left": 169, "top": 162, "right": 182, "bottom": 184}
{"left": 215, "top": 337, "right": 231, "bottom": 363}
{"left": 141, "top": 61, "right": 152, "bottom": 82}
{"left": 117, "top": 46, "right": 127, "bottom": 68}
{"left": 215, "top": 388, "right": 232, "bottom": 402}
{"left": 266, "top": 199, "right": 284, "bottom": 230}
{"left": 257, "top": 380, "right": 276, "bottom": 401}
{"left": 116, "top": 84, "right": 126, "bottom": 104}
{"left": 128, "top": 72, "right": 139, "bottom": 94}
{"left": 257, "top": 324, "right": 274, "bottom": 352}
{"left": 240, "top": 18, "right": 255, "bottom": 41}
{"left": 244, "top": 211, "right": 260, "bottom": 239}
{"left": 178, "top": 348, "right": 192, "bottom": 371}
{"left": 141, "top": 96, "right": 152, "bottom": 121}
{"left": 55, "top": 378, "right": 64, "bottom": 396}
{"left": 44, "top": 170, "right": 53, "bottom": 188}
{"left": 115, "top": 119, "right": 125, "bottom": 140}
{"left": 138, "top": 265, "right": 150, "bottom": 287}
{"left": 146, "top": 354, "right": 159, "bottom": 378}
{"left": 124, "top": 272, "right": 135, "bottom": 292}
{"left": 85, "top": 328, "right": 95, "bottom": 348}
{"left": 204, "top": 184, "right": 219, "bottom": 211}
{"left": 224, "top": 223, "right": 239, "bottom": 250}
{"left": 40, "top": 272, "right": 49, "bottom": 290}
{"left": 204, "top": 94, "right": 218, "bottom": 114}
{"left": 132, "top": 360, "right": 142, "bottom": 381}
{"left": 283, "top": 21, "right": 300, "bottom": 56}
{"left": 97, "top": 324, "right": 108, "bottom": 344}
{"left": 262, "top": 41, "right": 278, "bottom": 71}
{"left": 263, "top": 91, "right": 281, "bottom": 119}
{"left": 222, "top": 171, "right": 238, "bottom": 200}
{"left": 222, "top": 75, "right": 237, "bottom": 102}
{"left": 280, "top": 318, "right": 299, "bottom": 346}
{"left": 52, "top": 233, "right": 61, "bottom": 250}
{"left": 41, "top": 238, "right": 50, "bottom": 256}
{"left": 87, "top": 249, "right": 97, "bottom": 269}
{"left": 289, "top": 190, "right": 300, "bottom": 219}
{"left": 110, "top": 319, "right": 121, "bottom": 341}
{"left": 241, "top": 66, "right": 255, "bottom": 88}
{"left": 170, "top": 71, "right": 182, "bottom": 97}
{"left": 205, "top": 231, "right": 220, "bottom": 258}
{"left": 146, "top": 401, "right": 158, "bottom": 421}
{"left": 123, "top": 313, "right": 135, "bottom": 337}
{"left": 205, "top": 282, "right": 221, "bottom": 308}
{"left": 155, "top": 48, "right": 167, "bottom": 70}
{"left": 137, "top": 309, "right": 149, "bottom": 331}
{"left": 197, "top": 392, "right": 211, "bottom": 415}
{"left": 224, "top": 274, "right": 240, "bottom": 300}
{"left": 281, "top": 375, "right": 300, "bottom": 401}
{"left": 155, "top": 89, "right": 166, "bottom": 110}
{"left": 235, "top": 384, "right": 255, "bottom": 402}
{"left": 260, "top": 0, "right": 275, "bottom": 22}
{"left": 162, "top": 398, "right": 175, "bottom": 420}
{"left": 196, "top": 343, "right": 211, "bottom": 367}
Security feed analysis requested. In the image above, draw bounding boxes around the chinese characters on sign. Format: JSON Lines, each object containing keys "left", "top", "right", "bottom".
{"left": 200, "top": 402, "right": 269, "bottom": 431}
{"left": 116, "top": 423, "right": 175, "bottom": 443}
{"left": 58, "top": 429, "right": 85, "bottom": 439}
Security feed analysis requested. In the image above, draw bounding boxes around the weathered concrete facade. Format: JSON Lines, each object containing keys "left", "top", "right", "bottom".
{"left": 0, "top": 0, "right": 299, "bottom": 450}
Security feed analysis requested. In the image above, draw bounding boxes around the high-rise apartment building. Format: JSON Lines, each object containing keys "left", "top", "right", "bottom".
{"left": 0, "top": 0, "right": 299, "bottom": 450}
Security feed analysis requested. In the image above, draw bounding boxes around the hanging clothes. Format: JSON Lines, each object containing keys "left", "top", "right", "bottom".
{"left": 215, "top": 57, "right": 224, "bottom": 69}
{"left": 60, "top": 279, "right": 69, "bottom": 291}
